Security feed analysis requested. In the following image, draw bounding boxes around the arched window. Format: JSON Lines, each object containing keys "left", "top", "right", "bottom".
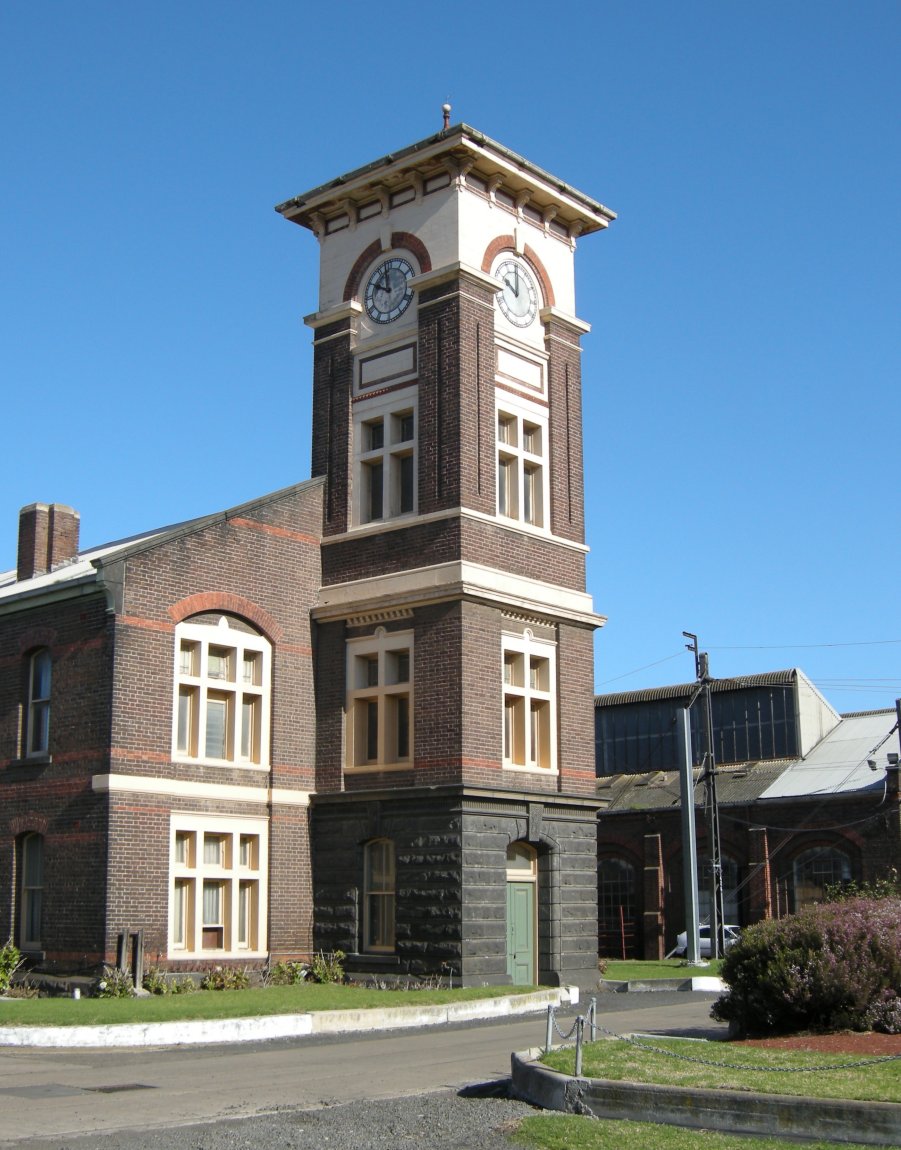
{"left": 363, "top": 839, "right": 395, "bottom": 952}
{"left": 598, "top": 857, "right": 637, "bottom": 958}
{"left": 792, "top": 846, "right": 852, "bottom": 909}
{"left": 698, "top": 856, "right": 741, "bottom": 926}
{"left": 27, "top": 650, "right": 51, "bottom": 757}
{"left": 173, "top": 616, "right": 271, "bottom": 766}
{"left": 19, "top": 833, "right": 43, "bottom": 949}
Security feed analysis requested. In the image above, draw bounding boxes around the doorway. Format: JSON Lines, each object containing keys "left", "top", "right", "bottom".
{"left": 506, "top": 842, "right": 537, "bottom": 985}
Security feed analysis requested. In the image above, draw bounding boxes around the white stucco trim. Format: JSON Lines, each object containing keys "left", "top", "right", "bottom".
{"left": 91, "top": 774, "right": 311, "bottom": 807}
{"left": 315, "top": 559, "right": 604, "bottom": 627}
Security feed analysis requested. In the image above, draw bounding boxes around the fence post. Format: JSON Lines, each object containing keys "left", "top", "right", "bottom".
{"left": 589, "top": 996, "right": 597, "bottom": 1042}
{"left": 574, "top": 1015, "right": 584, "bottom": 1077}
{"left": 545, "top": 1004, "right": 554, "bottom": 1052}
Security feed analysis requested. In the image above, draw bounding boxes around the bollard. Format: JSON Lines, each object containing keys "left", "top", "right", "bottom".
{"left": 574, "top": 1015, "right": 584, "bottom": 1077}
{"left": 545, "top": 1004, "right": 554, "bottom": 1052}
{"left": 589, "top": 995, "right": 597, "bottom": 1042}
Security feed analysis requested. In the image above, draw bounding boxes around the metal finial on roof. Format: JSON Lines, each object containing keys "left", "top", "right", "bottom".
{"left": 442, "top": 103, "right": 451, "bottom": 130}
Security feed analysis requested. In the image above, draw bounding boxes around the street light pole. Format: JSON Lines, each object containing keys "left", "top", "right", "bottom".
{"left": 683, "top": 633, "right": 726, "bottom": 960}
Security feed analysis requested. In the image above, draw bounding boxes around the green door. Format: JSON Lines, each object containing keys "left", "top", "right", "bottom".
{"left": 506, "top": 881, "right": 535, "bottom": 985}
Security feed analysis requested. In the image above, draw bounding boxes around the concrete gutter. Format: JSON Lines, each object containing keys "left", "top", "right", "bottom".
{"left": 0, "top": 987, "right": 575, "bottom": 1049}
{"left": 511, "top": 1048, "right": 901, "bottom": 1148}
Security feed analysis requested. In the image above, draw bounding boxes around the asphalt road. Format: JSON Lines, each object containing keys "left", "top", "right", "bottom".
{"left": 0, "top": 992, "right": 724, "bottom": 1149}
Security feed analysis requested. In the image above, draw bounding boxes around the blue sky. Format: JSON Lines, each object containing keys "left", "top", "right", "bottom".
{"left": 2, "top": 1, "right": 899, "bottom": 712}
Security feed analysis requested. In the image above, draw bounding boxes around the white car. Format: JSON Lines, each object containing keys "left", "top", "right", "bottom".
{"left": 675, "top": 924, "right": 741, "bottom": 958}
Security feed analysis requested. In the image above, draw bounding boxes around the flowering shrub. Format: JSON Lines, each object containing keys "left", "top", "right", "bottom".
{"left": 867, "top": 990, "right": 901, "bottom": 1034}
{"left": 94, "top": 965, "right": 135, "bottom": 998}
{"left": 712, "top": 897, "right": 901, "bottom": 1037}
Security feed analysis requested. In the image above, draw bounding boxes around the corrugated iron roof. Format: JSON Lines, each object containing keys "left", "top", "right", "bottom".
{"left": 595, "top": 670, "right": 798, "bottom": 707}
{"left": 598, "top": 761, "right": 793, "bottom": 812}
{"left": 759, "top": 710, "right": 897, "bottom": 799}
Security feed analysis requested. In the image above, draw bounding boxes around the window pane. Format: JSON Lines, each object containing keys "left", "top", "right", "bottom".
{"left": 498, "top": 455, "right": 516, "bottom": 517}
{"left": 242, "top": 652, "right": 260, "bottom": 685}
{"left": 177, "top": 687, "right": 197, "bottom": 755}
{"left": 498, "top": 413, "right": 516, "bottom": 446}
{"left": 399, "top": 452, "right": 414, "bottom": 513}
{"left": 364, "top": 840, "right": 395, "bottom": 951}
{"left": 523, "top": 463, "right": 541, "bottom": 525}
{"left": 205, "top": 694, "right": 229, "bottom": 759}
{"left": 397, "top": 412, "right": 414, "bottom": 442}
{"left": 366, "top": 420, "right": 384, "bottom": 451}
{"left": 179, "top": 642, "right": 199, "bottom": 676}
{"left": 31, "top": 651, "right": 51, "bottom": 700}
{"left": 366, "top": 700, "right": 379, "bottom": 761}
{"left": 240, "top": 696, "right": 260, "bottom": 761}
{"left": 208, "top": 647, "right": 232, "bottom": 681}
{"left": 173, "top": 879, "right": 188, "bottom": 948}
{"left": 388, "top": 650, "right": 410, "bottom": 684}
{"left": 28, "top": 703, "right": 50, "bottom": 756}
{"left": 202, "top": 881, "right": 222, "bottom": 925}
{"left": 203, "top": 835, "right": 224, "bottom": 866}
{"left": 238, "top": 881, "right": 256, "bottom": 948}
{"left": 523, "top": 422, "right": 541, "bottom": 455}
{"left": 394, "top": 695, "right": 410, "bottom": 760}
{"left": 366, "top": 460, "right": 384, "bottom": 521}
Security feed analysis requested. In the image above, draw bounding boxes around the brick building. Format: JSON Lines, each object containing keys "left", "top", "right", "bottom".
{"left": 595, "top": 670, "right": 901, "bottom": 959}
{"left": 0, "top": 122, "right": 613, "bottom": 986}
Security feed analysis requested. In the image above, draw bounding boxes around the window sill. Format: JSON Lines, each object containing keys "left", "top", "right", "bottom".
{"left": 171, "top": 757, "right": 270, "bottom": 772}
{"left": 168, "top": 949, "right": 268, "bottom": 961}
{"left": 345, "top": 762, "right": 412, "bottom": 774}
{"left": 503, "top": 762, "right": 558, "bottom": 776}
{"left": 8, "top": 755, "right": 52, "bottom": 768}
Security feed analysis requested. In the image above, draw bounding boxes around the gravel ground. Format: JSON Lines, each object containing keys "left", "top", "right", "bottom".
{"left": 20, "top": 1088, "right": 543, "bottom": 1150}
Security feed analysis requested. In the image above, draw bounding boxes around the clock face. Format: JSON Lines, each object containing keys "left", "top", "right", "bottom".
{"left": 365, "top": 257, "right": 416, "bottom": 324}
{"left": 495, "top": 258, "right": 539, "bottom": 327}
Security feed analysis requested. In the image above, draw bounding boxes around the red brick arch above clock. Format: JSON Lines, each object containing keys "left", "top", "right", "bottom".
{"left": 343, "top": 232, "right": 432, "bottom": 303}
{"left": 481, "top": 236, "right": 555, "bottom": 309}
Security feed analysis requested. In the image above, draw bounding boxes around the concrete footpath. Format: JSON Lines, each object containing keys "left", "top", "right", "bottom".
{"left": 0, "top": 976, "right": 727, "bottom": 1049}
{"left": 0, "top": 986, "right": 580, "bottom": 1048}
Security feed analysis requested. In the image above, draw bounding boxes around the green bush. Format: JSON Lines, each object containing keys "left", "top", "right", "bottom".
{"left": 308, "top": 949, "right": 345, "bottom": 984}
{"left": 0, "top": 939, "right": 23, "bottom": 995}
{"left": 713, "top": 897, "right": 901, "bottom": 1037}
{"left": 267, "top": 960, "right": 309, "bottom": 985}
{"left": 142, "top": 967, "right": 171, "bottom": 995}
{"left": 94, "top": 965, "right": 135, "bottom": 998}
{"left": 200, "top": 966, "right": 250, "bottom": 991}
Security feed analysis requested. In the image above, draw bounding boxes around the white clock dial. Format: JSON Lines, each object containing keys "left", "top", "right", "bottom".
{"left": 495, "top": 258, "right": 539, "bottom": 327}
{"left": 365, "top": 257, "right": 415, "bottom": 324}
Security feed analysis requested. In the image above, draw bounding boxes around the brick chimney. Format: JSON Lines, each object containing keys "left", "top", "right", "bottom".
{"left": 17, "top": 503, "right": 80, "bottom": 581}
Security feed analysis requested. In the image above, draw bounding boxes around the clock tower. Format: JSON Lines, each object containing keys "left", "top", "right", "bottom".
{"left": 277, "top": 119, "right": 614, "bottom": 986}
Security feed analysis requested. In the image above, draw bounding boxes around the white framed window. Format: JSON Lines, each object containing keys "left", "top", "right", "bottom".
{"left": 173, "top": 617, "right": 271, "bottom": 769}
{"left": 26, "top": 649, "right": 51, "bottom": 757}
{"left": 496, "top": 395, "right": 549, "bottom": 530}
{"left": 502, "top": 631, "right": 557, "bottom": 772}
{"left": 353, "top": 388, "right": 417, "bottom": 525}
{"left": 363, "top": 838, "right": 396, "bottom": 952}
{"left": 346, "top": 629, "right": 413, "bottom": 769}
{"left": 169, "top": 815, "right": 268, "bottom": 957}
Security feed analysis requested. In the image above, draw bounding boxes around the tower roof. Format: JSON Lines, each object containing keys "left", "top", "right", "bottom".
{"left": 275, "top": 123, "right": 616, "bottom": 240}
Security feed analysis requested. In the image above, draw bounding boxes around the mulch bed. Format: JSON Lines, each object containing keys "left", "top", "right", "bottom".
{"left": 737, "top": 1032, "right": 901, "bottom": 1055}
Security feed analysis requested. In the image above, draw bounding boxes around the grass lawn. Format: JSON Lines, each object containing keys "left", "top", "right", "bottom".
{"left": 601, "top": 959, "right": 722, "bottom": 981}
{"left": 0, "top": 982, "right": 536, "bottom": 1027}
{"left": 541, "top": 1036, "right": 901, "bottom": 1104}
{"left": 511, "top": 1114, "right": 881, "bottom": 1150}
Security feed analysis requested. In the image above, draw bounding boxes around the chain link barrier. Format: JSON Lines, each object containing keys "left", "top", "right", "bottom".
{"left": 544, "top": 1000, "right": 901, "bottom": 1075}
